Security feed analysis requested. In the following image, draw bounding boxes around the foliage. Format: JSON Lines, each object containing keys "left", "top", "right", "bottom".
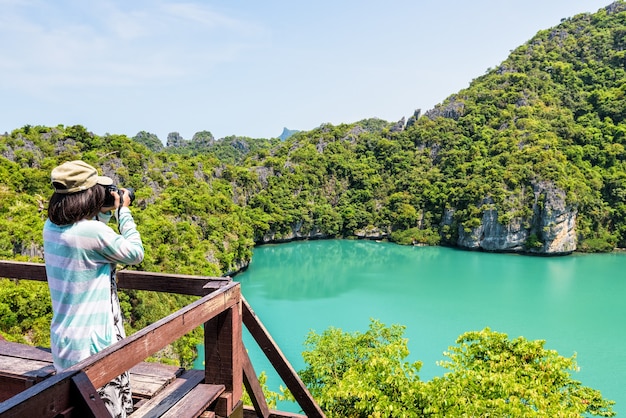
{"left": 425, "top": 328, "right": 615, "bottom": 417}
{"left": 2, "top": 3, "right": 626, "bottom": 401}
{"left": 170, "top": 331, "right": 203, "bottom": 369}
{"left": 300, "top": 321, "right": 615, "bottom": 417}
{"left": 8, "top": 1, "right": 626, "bottom": 266}
{"left": 132, "top": 131, "right": 164, "bottom": 152}
{"left": 158, "top": 130, "right": 280, "bottom": 165}
{"left": 300, "top": 320, "right": 427, "bottom": 417}
{"left": 0, "top": 279, "right": 51, "bottom": 346}
{"left": 0, "top": 125, "right": 254, "bottom": 362}
{"left": 241, "top": 371, "right": 291, "bottom": 410}
{"left": 390, "top": 227, "right": 441, "bottom": 246}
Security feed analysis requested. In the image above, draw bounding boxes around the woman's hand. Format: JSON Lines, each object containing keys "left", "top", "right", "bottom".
{"left": 100, "top": 190, "right": 120, "bottom": 213}
{"left": 119, "top": 188, "right": 132, "bottom": 208}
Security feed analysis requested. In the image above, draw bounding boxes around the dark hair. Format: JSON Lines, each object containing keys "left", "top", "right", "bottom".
{"left": 48, "top": 184, "right": 106, "bottom": 225}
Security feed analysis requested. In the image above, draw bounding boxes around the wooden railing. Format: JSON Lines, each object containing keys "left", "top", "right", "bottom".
{"left": 0, "top": 260, "right": 325, "bottom": 418}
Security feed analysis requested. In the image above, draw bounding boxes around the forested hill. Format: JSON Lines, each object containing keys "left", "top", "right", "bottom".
{"left": 3, "top": 2, "right": 626, "bottom": 278}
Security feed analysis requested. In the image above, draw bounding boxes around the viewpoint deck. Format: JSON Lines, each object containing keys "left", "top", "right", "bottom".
{"left": 0, "top": 260, "right": 323, "bottom": 418}
{"left": 0, "top": 340, "right": 224, "bottom": 415}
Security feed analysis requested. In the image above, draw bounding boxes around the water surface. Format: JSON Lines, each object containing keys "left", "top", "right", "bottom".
{"left": 202, "top": 240, "right": 626, "bottom": 414}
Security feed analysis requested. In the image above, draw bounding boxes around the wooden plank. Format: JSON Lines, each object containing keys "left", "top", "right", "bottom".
{"left": 241, "top": 344, "right": 270, "bottom": 418}
{"left": 129, "top": 362, "right": 182, "bottom": 379}
{"left": 0, "top": 284, "right": 240, "bottom": 418}
{"left": 0, "top": 356, "right": 55, "bottom": 379}
{"left": 0, "top": 261, "right": 47, "bottom": 282}
{"left": 0, "top": 345, "right": 178, "bottom": 401}
{"left": 0, "top": 260, "right": 231, "bottom": 295}
{"left": 117, "top": 270, "right": 231, "bottom": 296}
{"left": 54, "top": 406, "right": 76, "bottom": 418}
{"left": 131, "top": 369, "right": 205, "bottom": 418}
{"left": 75, "top": 283, "right": 240, "bottom": 389}
{"left": 204, "top": 305, "right": 243, "bottom": 392}
{"left": 0, "top": 342, "right": 54, "bottom": 402}
{"left": 130, "top": 373, "right": 173, "bottom": 399}
{"left": 0, "top": 370, "right": 76, "bottom": 418}
{"left": 242, "top": 297, "right": 326, "bottom": 418}
{"left": 0, "top": 375, "right": 35, "bottom": 403}
{"left": 129, "top": 363, "right": 183, "bottom": 398}
{"left": 0, "top": 356, "right": 54, "bottom": 380}
{"left": 160, "top": 383, "right": 224, "bottom": 418}
{"left": 0, "top": 341, "right": 52, "bottom": 362}
{"left": 70, "top": 371, "right": 110, "bottom": 417}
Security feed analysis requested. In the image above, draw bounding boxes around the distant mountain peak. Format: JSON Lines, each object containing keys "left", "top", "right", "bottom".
{"left": 278, "top": 127, "right": 299, "bottom": 141}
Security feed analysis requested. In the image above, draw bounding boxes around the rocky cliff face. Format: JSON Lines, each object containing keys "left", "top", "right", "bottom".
{"left": 455, "top": 181, "right": 577, "bottom": 255}
{"left": 456, "top": 205, "right": 529, "bottom": 252}
{"left": 166, "top": 132, "right": 186, "bottom": 148}
{"left": 257, "top": 221, "right": 329, "bottom": 244}
{"left": 254, "top": 180, "right": 576, "bottom": 255}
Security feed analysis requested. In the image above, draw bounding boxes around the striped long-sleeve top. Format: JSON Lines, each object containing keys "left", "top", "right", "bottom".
{"left": 43, "top": 207, "right": 144, "bottom": 371}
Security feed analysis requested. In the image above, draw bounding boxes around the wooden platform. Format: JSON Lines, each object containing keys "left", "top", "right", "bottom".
{"left": 0, "top": 261, "right": 322, "bottom": 418}
{"left": 0, "top": 341, "right": 56, "bottom": 403}
{"left": 0, "top": 340, "right": 225, "bottom": 417}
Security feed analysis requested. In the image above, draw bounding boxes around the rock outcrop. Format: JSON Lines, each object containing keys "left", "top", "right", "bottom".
{"left": 457, "top": 204, "right": 529, "bottom": 252}
{"left": 166, "top": 132, "right": 186, "bottom": 148}
{"left": 354, "top": 226, "right": 389, "bottom": 240}
{"left": 256, "top": 223, "right": 389, "bottom": 245}
{"left": 257, "top": 221, "right": 329, "bottom": 244}
{"left": 454, "top": 181, "right": 577, "bottom": 255}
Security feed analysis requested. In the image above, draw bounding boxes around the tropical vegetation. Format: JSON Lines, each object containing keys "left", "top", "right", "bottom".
{"left": 300, "top": 320, "right": 615, "bottom": 417}
{"left": 1, "top": 1, "right": 625, "bottom": 415}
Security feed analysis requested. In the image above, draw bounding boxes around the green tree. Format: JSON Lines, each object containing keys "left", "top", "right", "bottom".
{"left": 424, "top": 328, "right": 615, "bottom": 417}
{"left": 300, "top": 320, "right": 427, "bottom": 417}
{"left": 241, "top": 371, "right": 291, "bottom": 410}
{"left": 299, "top": 322, "right": 615, "bottom": 417}
{"left": 0, "top": 279, "right": 51, "bottom": 346}
{"left": 132, "top": 131, "right": 164, "bottom": 152}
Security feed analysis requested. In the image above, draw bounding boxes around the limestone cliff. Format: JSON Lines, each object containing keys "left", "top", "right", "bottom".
{"left": 257, "top": 221, "right": 329, "bottom": 244}
{"left": 255, "top": 180, "right": 577, "bottom": 255}
{"left": 454, "top": 181, "right": 577, "bottom": 255}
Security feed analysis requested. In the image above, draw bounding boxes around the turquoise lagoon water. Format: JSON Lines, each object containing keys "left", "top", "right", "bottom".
{"left": 197, "top": 240, "right": 626, "bottom": 414}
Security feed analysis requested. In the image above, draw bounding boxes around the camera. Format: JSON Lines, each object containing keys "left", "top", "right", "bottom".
{"left": 104, "top": 185, "right": 135, "bottom": 207}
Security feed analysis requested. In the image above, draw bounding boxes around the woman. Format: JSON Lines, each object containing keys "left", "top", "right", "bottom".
{"left": 43, "top": 160, "right": 144, "bottom": 417}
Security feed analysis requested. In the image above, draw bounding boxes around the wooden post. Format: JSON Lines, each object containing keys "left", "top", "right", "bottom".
{"left": 204, "top": 300, "right": 243, "bottom": 417}
{"left": 70, "top": 372, "right": 110, "bottom": 417}
{"left": 241, "top": 344, "right": 270, "bottom": 418}
{"left": 242, "top": 297, "right": 326, "bottom": 418}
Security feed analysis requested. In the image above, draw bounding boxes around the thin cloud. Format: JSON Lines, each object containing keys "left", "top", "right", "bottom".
{"left": 161, "top": 2, "right": 251, "bottom": 32}
{"left": 0, "top": 1, "right": 266, "bottom": 92}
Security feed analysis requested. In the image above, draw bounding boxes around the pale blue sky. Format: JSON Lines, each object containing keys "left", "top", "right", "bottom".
{"left": 0, "top": 1, "right": 613, "bottom": 142}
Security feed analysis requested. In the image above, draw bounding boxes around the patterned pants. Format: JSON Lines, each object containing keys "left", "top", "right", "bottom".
{"left": 98, "top": 276, "right": 133, "bottom": 417}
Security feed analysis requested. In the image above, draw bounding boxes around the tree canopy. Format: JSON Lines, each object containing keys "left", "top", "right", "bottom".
{"left": 300, "top": 321, "right": 615, "bottom": 417}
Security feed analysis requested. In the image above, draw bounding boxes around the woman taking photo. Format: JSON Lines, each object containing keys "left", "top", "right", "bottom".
{"left": 43, "top": 160, "right": 144, "bottom": 417}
